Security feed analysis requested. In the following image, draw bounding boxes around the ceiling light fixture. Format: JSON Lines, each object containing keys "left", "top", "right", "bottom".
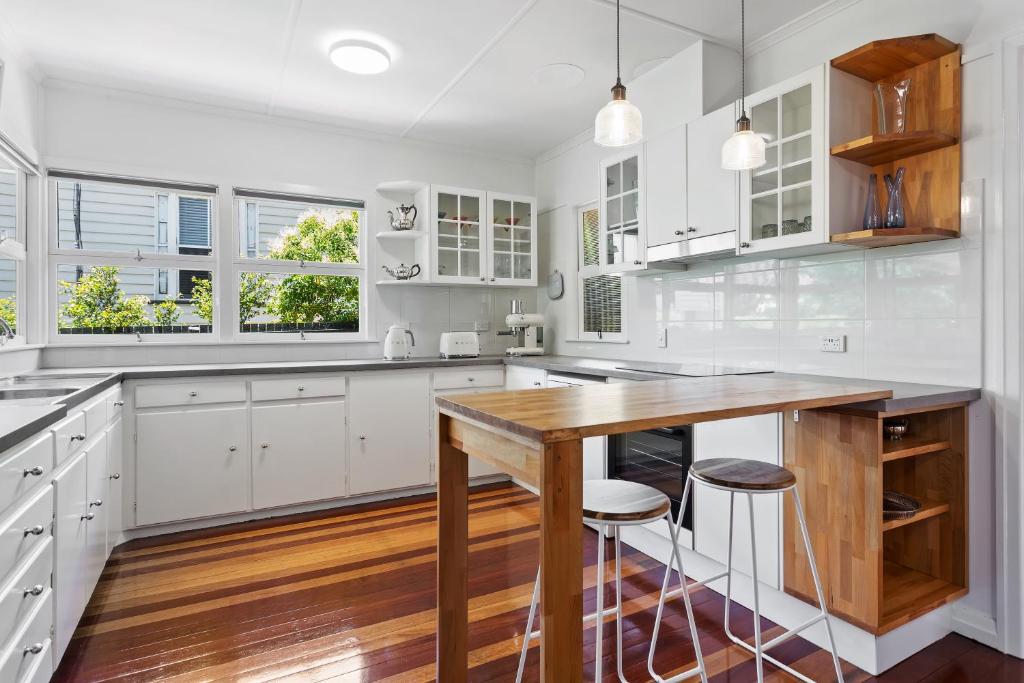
{"left": 329, "top": 39, "right": 391, "bottom": 75}
{"left": 594, "top": 0, "right": 642, "bottom": 147}
{"left": 721, "top": 0, "right": 766, "bottom": 170}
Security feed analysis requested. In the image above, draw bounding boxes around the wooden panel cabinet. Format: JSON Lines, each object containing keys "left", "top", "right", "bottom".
{"left": 252, "top": 400, "right": 347, "bottom": 508}
{"left": 348, "top": 373, "right": 431, "bottom": 495}
{"left": 135, "top": 406, "right": 249, "bottom": 525}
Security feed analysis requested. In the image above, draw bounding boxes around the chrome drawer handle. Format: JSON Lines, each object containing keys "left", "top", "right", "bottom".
{"left": 22, "top": 585, "right": 44, "bottom": 597}
{"left": 113, "top": 400, "right": 124, "bottom": 406}
{"left": 23, "top": 466, "right": 44, "bottom": 477}
{"left": 110, "top": 472, "right": 121, "bottom": 480}
{"left": 81, "top": 513, "right": 95, "bottom": 521}
{"left": 23, "top": 643, "right": 44, "bottom": 656}
{"left": 70, "top": 433, "right": 86, "bottom": 442}
{"left": 90, "top": 499, "right": 103, "bottom": 508}
{"left": 23, "top": 525, "right": 45, "bottom": 536}
{"left": 189, "top": 391, "right": 198, "bottom": 397}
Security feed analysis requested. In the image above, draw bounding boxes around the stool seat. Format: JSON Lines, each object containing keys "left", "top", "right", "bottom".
{"left": 689, "top": 458, "right": 796, "bottom": 492}
{"left": 583, "top": 479, "right": 671, "bottom": 522}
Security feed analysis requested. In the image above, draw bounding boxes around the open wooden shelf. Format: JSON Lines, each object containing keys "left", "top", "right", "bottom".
{"left": 882, "top": 499, "right": 950, "bottom": 532}
{"left": 830, "top": 131, "right": 957, "bottom": 166}
{"left": 879, "top": 560, "right": 968, "bottom": 634}
{"left": 831, "top": 34, "right": 959, "bottom": 81}
{"left": 830, "top": 227, "right": 959, "bottom": 248}
{"left": 882, "top": 435, "right": 952, "bottom": 462}
{"left": 376, "top": 230, "right": 427, "bottom": 241}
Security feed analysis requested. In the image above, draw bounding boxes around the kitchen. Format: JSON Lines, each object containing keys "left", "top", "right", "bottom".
{"left": 0, "top": 0, "right": 1020, "bottom": 681}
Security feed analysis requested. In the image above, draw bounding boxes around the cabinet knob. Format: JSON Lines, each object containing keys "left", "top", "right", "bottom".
{"left": 490, "top": 277, "right": 495, "bottom": 282}
{"left": 260, "top": 443, "right": 269, "bottom": 449}
{"left": 23, "top": 466, "right": 44, "bottom": 477}
{"left": 113, "top": 400, "right": 124, "bottom": 406}
{"left": 467, "top": 377, "right": 474, "bottom": 382}
{"left": 70, "top": 433, "right": 86, "bottom": 442}
{"left": 297, "top": 386, "right": 305, "bottom": 392}
{"left": 228, "top": 445, "right": 237, "bottom": 452}
{"left": 532, "top": 381, "right": 542, "bottom": 387}
{"left": 81, "top": 513, "right": 95, "bottom": 521}
{"left": 740, "top": 242, "right": 751, "bottom": 249}
{"left": 189, "top": 391, "right": 198, "bottom": 397}
{"left": 633, "top": 259, "right": 642, "bottom": 265}
{"left": 674, "top": 230, "right": 685, "bottom": 236}
{"left": 90, "top": 499, "right": 103, "bottom": 508}
{"left": 359, "top": 435, "right": 366, "bottom": 441}
{"left": 110, "top": 472, "right": 121, "bottom": 480}
{"left": 479, "top": 277, "right": 485, "bottom": 282}
{"left": 687, "top": 226, "right": 697, "bottom": 233}
{"left": 22, "top": 525, "right": 45, "bottom": 537}
{"left": 23, "top": 643, "right": 44, "bottom": 656}
{"left": 22, "top": 585, "right": 44, "bottom": 597}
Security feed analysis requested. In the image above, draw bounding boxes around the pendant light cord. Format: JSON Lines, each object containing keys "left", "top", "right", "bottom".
{"left": 616, "top": 0, "right": 622, "bottom": 85}
{"left": 740, "top": 0, "right": 746, "bottom": 116}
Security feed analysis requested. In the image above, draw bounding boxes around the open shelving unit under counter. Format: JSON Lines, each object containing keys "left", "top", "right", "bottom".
{"left": 827, "top": 34, "right": 962, "bottom": 249}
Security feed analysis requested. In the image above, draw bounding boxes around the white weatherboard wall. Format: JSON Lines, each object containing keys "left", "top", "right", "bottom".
{"left": 38, "top": 82, "right": 537, "bottom": 367}
{"left": 537, "top": 0, "right": 1022, "bottom": 657}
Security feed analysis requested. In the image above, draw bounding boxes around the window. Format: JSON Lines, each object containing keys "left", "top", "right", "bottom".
{"left": 577, "top": 202, "right": 625, "bottom": 342}
{"left": 48, "top": 171, "right": 218, "bottom": 338}
{"left": 0, "top": 156, "right": 25, "bottom": 342}
{"left": 233, "top": 189, "right": 365, "bottom": 338}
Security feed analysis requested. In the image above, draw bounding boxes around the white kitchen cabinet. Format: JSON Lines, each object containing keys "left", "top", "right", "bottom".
{"left": 432, "top": 185, "right": 487, "bottom": 285}
{"left": 105, "top": 418, "right": 123, "bottom": 553}
{"left": 546, "top": 374, "right": 607, "bottom": 481}
{"left": 52, "top": 450, "right": 88, "bottom": 662}
{"left": 692, "top": 413, "right": 781, "bottom": 588}
{"left": 488, "top": 192, "right": 538, "bottom": 286}
{"left": 645, "top": 123, "right": 688, "bottom": 247}
{"left": 739, "top": 65, "right": 826, "bottom": 255}
{"left": 83, "top": 432, "right": 108, "bottom": 596}
{"left": 348, "top": 373, "right": 431, "bottom": 495}
{"left": 432, "top": 386, "right": 505, "bottom": 479}
{"left": 687, "top": 103, "right": 740, "bottom": 238}
{"left": 504, "top": 365, "right": 546, "bottom": 391}
{"left": 252, "top": 399, "right": 347, "bottom": 509}
{"left": 135, "top": 406, "right": 249, "bottom": 525}
{"left": 600, "top": 150, "right": 646, "bottom": 272}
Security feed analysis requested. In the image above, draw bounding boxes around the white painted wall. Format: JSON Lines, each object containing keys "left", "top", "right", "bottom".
{"left": 37, "top": 81, "right": 537, "bottom": 367}
{"left": 0, "top": 36, "right": 41, "bottom": 162}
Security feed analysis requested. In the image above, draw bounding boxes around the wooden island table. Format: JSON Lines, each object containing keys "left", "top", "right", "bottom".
{"left": 434, "top": 374, "right": 900, "bottom": 682}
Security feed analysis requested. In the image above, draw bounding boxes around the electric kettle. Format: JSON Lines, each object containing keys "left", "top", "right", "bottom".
{"left": 383, "top": 324, "right": 415, "bottom": 360}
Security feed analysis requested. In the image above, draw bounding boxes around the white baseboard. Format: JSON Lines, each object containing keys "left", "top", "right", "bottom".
{"left": 952, "top": 604, "right": 1002, "bottom": 650}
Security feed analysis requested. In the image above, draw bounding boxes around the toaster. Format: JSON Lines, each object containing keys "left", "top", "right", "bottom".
{"left": 439, "top": 332, "right": 480, "bottom": 359}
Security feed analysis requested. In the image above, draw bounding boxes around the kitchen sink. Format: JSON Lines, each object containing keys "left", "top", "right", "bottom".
{"left": 0, "top": 387, "right": 79, "bottom": 400}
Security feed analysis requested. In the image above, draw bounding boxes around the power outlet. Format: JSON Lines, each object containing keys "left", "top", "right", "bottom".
{"left": 820, "top": 335, "right": 847, "bottom": 353}
{"left": 656, "top": 329, "right": 668, "bottom": 348}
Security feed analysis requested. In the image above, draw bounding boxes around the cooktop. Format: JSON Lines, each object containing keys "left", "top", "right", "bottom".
{"left": 613, "top": 363, "right": 772, "bottom": 378}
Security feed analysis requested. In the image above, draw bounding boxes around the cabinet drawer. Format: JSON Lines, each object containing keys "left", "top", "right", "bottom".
{"left": 0, "top": 538, "right": 51, "bottom": 651}
{"left": 251, "top": 376, "right": 346, "bottom": 402}
{"left": 0, "top": 592, "right": 51, "bottom": 683}
{"left": 52, "top": 412, "right": 87, "bottom": 467}
{"left": 135, "top": 381, "right": 246, "bottom": 408}
{"left": 83, "top": 395, "right": 107, "bottom": 438}
{"left": 0, "top": 435, "right": 53, "bottom": 516}
{"left": 105, "top": 386, "right": 124, "bottom": 423}
{"left": 432, "top": 368, "right": 503, "bottom": 390}
{"left": 0, "top": 488, "right": 52, "bottom": 587}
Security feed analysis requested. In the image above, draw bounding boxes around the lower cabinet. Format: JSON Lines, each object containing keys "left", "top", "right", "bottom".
{"left": 136, "top": 406, "right": 249, "bottom": 525}
{"left": 692, "top": 413, "right": 781, "bottom": 588}
{"left": 504, "top": 365, "right": 546, "bottom": 390}
{"left": 252, "top": 400, "right": 347, "bottom": 509}
{"left": 105, "top": 417, "right": 123, "bottom": 554}
{"left": 84, "top": 433, "right": 108, "bottom": 596}
{"left": 348, "top": 373, "right": 431, "bottom": 495}
{"left": 52, "top": 451, "right": 88, "bottom": 662}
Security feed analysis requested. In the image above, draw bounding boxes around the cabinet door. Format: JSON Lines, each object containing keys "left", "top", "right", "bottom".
{"left": 432, "top": 185, "right": 487, "bottom": 284}
{"left": 252, "top": 400, "right": 347, "bottom": 509}
{"left": 645, "top": 124, "right": 688, "bottom": 247}
{"left": 739, "top": 65, "right": 825, "bottom": 254}
{"left": 105, "top": 418, "right": 123, "bottom": 554}
{"left": 136, "top": 407, "right": 249, "bottom": 525}
{"left": 504, "top": 365, "right": 546, "bottom": 390}
{"left": 53, "top": 451, "right": 88, "bottom": 661}
{"left": 349, "top": 373, "right": 431, "bottom": 495}
{"left": 688, "top": 104, "right": 740, "bottom": 237}
{"left": 600, "top": 150, "right": 646, "bottom": 271}
{"left": 692, "top": 414, "right": 781, "bottom": 589}
{"left": 84, "top": 432, "right": 108, "bottom": 595}
{"left": 488, "top": 193, "right": 537, "bottom": 286}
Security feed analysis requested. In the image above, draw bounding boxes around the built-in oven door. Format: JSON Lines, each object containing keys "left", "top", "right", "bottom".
{"left": 608, "top": 426, "right": 693, "bottom": 536}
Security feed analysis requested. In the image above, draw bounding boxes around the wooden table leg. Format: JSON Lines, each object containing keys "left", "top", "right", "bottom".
{"left": 437, "top": 413, "right": 469, "bottom": 683}
{"left": 539, "top": 438, "right": 584, "bottom": 682}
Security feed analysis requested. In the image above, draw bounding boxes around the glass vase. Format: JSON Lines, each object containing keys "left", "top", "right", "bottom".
{"left": 875, "top": 79, "right": 911, "bottom": 135}
{"left": 884, "top": 167, "right": 906, "bottom": 228}
{"left": 863, "top": 173, "right": 882, "bottom": 229}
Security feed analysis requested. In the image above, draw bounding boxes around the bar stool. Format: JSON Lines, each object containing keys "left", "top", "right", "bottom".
{"left": 648, "top": 458, "right": 844, "bottom": 683}
{"left": 515, "top": 479, "right": 707, "bottom": 683}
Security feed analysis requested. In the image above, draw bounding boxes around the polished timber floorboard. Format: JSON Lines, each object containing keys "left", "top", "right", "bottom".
{"left": 54, "top": 483, "right": 1022, "bottom": 682}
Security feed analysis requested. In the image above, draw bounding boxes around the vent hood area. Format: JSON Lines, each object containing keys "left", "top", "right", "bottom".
{"left": 645, "top": 230, "right": 738, "bottom": 266}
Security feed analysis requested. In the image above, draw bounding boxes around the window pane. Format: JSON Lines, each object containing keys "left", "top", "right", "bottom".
{"left": 583, "top": 274, "right": 622, "bottom": 334}
{"left": 581, "top": 207, "right": 599, "bottom": 267}
{"left": 56, "top": 179, "right": 215, "bottom": 256}
{"left": 56, "top": 264, "right": 212, "bottom": 334}
{"left": 238, "top": 271, "right": 359, "bottom": 334}
{"left": 0, "top": 169, "right": 17, "bottom": 333}
{"left": 236, "top": 197, "right": 360, "bottom": 264}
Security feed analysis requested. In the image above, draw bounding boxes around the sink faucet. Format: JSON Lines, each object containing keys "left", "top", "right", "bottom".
{"left": 0, "top": 317, "right": 13, "bottom": 344}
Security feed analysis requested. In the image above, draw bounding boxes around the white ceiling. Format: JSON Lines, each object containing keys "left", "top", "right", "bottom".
{"left": 0, "top": 0, "right": 832, "bottom": 160}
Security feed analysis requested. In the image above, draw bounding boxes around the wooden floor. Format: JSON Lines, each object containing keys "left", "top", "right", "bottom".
{"left": 54, "top": 482, "right": 1022, "bottom": 682}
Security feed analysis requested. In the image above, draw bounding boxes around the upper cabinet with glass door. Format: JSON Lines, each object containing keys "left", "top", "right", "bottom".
{"left": 488, "top": 193, "right": 537, "bottom": 286}
{"left": 432, "top": 186, "right": 485, "bottom": 285}
{"left": 739, "top": 65, "right": 826, "bottom": 255}
{"left": 600, "top": 151, "right": 645, "bottom": 272}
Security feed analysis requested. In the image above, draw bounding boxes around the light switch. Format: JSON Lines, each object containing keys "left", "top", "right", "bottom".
{"left": 656, "top": 329, "right": 667, "bottom": 348}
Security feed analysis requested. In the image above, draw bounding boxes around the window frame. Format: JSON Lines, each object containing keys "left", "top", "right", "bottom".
{"left": 229, "top": 190, "right": 368, "bottom": 343}
{"left": 577, "top": 201, "right": 627, "bottom": 343}
{"left": 0, "top": 163, "right": 28, "bottom": 348}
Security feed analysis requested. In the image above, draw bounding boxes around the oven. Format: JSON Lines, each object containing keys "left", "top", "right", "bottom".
{"left": 607, "top": 425, "right": 693, "bottom": 533}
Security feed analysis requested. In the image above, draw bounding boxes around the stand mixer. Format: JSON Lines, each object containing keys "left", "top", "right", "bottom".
{"left": 498, "top": 300, "right": 544, "bottom": 356}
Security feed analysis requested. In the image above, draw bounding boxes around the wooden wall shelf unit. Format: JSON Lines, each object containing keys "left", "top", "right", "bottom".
{"left": 783, "top": 401, "right": 968, "bottom": 635}
{"left": 828, "top": 34, "right": 962, "bottom": 248}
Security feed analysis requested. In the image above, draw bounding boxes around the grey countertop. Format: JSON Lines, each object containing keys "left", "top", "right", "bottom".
{"left": 0, "top": 353, "right": 980, "bottom": 454}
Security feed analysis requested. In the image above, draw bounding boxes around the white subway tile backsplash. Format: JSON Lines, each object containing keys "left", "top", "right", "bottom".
{"left": 781, "top": 259, "right": 865, "bottom": 320}
{"left": 714, "top": 321, "right": 781, "bottom": 370}
{"left": 864, "top": 318, "right": 981, "bottom": 386}
{"left": 722, "top": 268, "right": 780, "bottom": 321}
{"left": 780, "top": 320, "right": 865, "bottom": 378}
{"left": 866, "top": 248, "right": 982, "bottom": 320}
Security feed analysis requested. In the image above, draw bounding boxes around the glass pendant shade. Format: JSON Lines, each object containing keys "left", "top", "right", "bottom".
{"left": 594, "top": 91, "right": 643, "bottom": 147}
{"left": 721, "top": 123, "right": 766, "bottom": 171}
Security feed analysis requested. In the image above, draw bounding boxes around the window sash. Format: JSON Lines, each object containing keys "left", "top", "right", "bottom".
{"left": 576, "top": 203, "right": 626, "bottom": 342}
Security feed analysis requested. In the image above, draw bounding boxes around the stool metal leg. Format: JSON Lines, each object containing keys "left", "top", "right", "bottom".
{"left": 596, "top": 523, "right": 606, "bottom": 683}
{"left": 515, "top": 567, "right": 540, "bottom": 683}
{"left": 748, "top": 493, "right": 765, "bottom": 682}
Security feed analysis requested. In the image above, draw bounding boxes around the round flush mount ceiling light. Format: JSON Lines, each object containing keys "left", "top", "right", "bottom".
{"left": 329, "top": 40, "right": 391, "bottom": 75}
{"left": 532, "top": 63, "right": 585, "bottom": 88}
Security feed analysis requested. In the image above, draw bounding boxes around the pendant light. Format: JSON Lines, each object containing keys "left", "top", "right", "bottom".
{"left": 721, "top": 0, "right": 766, "bottom": 170}
{"left": 594, "top": 0, "right": 642, "bottom": 147}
